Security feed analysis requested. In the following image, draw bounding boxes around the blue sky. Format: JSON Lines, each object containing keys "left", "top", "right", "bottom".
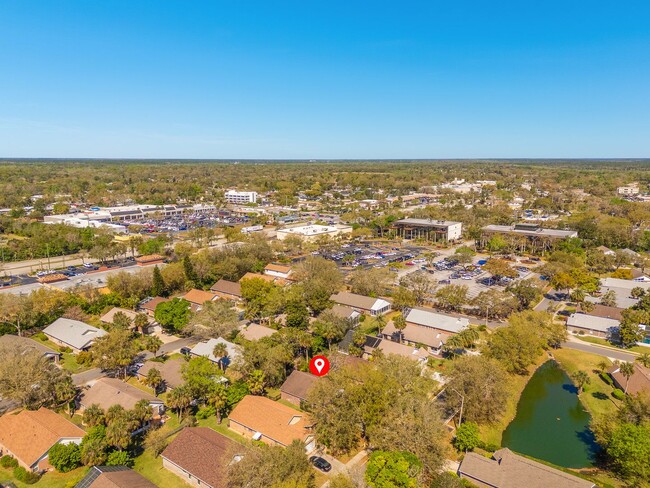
{"left": 1, "top": 0, "right": 649, "bottom": 158}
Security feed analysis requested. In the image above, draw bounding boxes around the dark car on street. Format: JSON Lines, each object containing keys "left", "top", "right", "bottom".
{"left": 309, "top": 456, "right": 332, "bottom": 472}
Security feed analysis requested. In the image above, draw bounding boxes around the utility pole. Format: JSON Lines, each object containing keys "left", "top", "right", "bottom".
{"left": 450, "top": 387, "right": 464, "bottom": 426}
{"left": 46, "top": 244, "right": 51, "bottom": 270}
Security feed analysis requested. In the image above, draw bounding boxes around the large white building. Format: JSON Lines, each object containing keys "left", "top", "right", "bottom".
{"left": 618, "top": 184, "right": 640, "bottom": 196}
{"left": 276, "top": 224, "right": 352, "bottom": 241}
{"left": 225, "top": 190, "right": 258, "bottom": 204}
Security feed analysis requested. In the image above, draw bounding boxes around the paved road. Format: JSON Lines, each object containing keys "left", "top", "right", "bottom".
{"left": 562, "top": 339, "right": 637, "bottom": 362}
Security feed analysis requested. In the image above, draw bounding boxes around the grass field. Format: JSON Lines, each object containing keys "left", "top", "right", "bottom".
{"left": 133, "top": 449, "right": 191, "bottom": 488}
{"left": 0, "top": 465, "right": 88, "bottom": 488}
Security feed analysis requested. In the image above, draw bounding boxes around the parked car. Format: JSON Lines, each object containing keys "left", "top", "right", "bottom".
{"left": 309, "top": 456, "right": 332, "bottom": 472}
{"left": 180, "top": 347, "right": 191, "bottom": 356}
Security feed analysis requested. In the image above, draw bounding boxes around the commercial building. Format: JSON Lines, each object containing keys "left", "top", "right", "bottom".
{"left": 391, "top": 219, "right": 462, "bottom": 242}
{"left": 276, "top": 224, "right": 353, "bottom": 242}
{"left": 225, "top": 190, "right": 258, "bottom": 204}
{"left": 479, "top": 223, "right": 578, "bottom": 252}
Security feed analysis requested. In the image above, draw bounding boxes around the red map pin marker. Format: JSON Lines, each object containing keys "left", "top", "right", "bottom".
{"left": 309, "top": 355, "right": 330, "bottom": 377}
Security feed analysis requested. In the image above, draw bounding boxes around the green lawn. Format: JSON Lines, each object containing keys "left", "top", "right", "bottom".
{"left": 31, "top": 335, "right": 92, "bottom": 374}
{"left": 0, "top": 465, "right": 88, "bottom": 488}
{"left": 553, "top": 348, "right": 621, "bottom": 421}
{"left": 133, "top": 449, "right": 191, "bottom": 488}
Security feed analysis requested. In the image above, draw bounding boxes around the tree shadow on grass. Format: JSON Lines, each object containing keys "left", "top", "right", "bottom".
{"left": 591, "top": 391, "right": 608, "bottom": 401}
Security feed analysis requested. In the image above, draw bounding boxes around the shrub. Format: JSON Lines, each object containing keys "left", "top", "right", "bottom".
{"left": 59, "top": 346, "right": 73, "bottom": 353}
{"left": 13, "top": 466, "right": 40, "bottom": 484}
{"left": 106, "top": 450, "right": 133, "bottom": 467}
{"left": 77, "top": 351, "right": 93, "bottom": 365}
{"left": 612, "top": 389, "right": 626, "bottom": 400}
{"left": 453, "top": 422, "right": 481, "bottom": 452}
{"left": 196, "top": 406, "right": 216, "bottom": 419}
{"left": 0, "top": 455, "right": 18, "bottom": 468}
{"left": 600, "top": 372, "right": 613, "bottom": 385}
{"left": 32, "top": 332, "right": 47, "bottom": 341}
{"left": 477, "top": 441, "right": 500, "bottom": 453}
{"left": 48, "top": 442, "right": 82, "bottom": 472}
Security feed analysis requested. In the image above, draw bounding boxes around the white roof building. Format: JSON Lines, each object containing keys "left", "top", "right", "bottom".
{"left": 405, "top": 308, "right": 469, "bottom": 333}
{"left": 189, "top": 338, "right": 241, "bottom": 368}
{"left": 43, "top": 318, "right": 107, "bottom": 352}
{"left": 276, "top": 224, "right": 352, "bottom": 242}
{"left": 566, "top": 313, "right": 620, "bottom": 335}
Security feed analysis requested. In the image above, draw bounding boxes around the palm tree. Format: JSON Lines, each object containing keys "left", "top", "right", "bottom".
{"left": 458, "top": 327, "right": 480, "bottom": 349}
{"left": 82, "top": 404, "right": 106, "bottom": 427}
{"left": 207, "top": 384, "right": 228, "bottom": 424}
{"left": 167, "top": 385, "right": 193, "bottom": 419}
{"left": 393, "top": 313, "right": 407, "bottom": 344}
{"left": 131, "top": 399, "right": 154, "bottom": 428}
{"left": 374, "top": 314, "right": 386, "bottom": 337}
{"left": 619, "top": 361, "right": 636, "bottom": 394}
{"left": 571, "top": 371, "right": 590, "bottom": 394}
{"left": 212, "top": 342, "right": 228, "bottom": 371}
{"left": 145, "top": 368, "right": 164, "bottom": 396}
{"left": 596, "top": 360, "right": 610, "bottom": 374}
{"left": 106, "top": 417, "right": 135, "bottom": 451}
{"left": 134, "top": 313, "right": 150, "bottom": 333}
{"left": 246, "top": 369, "right": 266, "bottom": 395}
{"left": 636, "top": 353, "right": 650, "bottom": 368}
{"left": 80, "top": 436, "right": 108, "bottom": 466}
{"left": 144, "top": 335, "right": 164, "bottom": 358}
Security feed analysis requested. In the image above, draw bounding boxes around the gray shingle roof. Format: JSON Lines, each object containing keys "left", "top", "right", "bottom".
{"left": 43, "top": 318, "right": 107, "bottom": 350}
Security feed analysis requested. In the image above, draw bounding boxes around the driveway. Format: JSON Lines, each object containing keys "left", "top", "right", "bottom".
{"left": 72, "top": 368, "right": 105, "bottom": 386}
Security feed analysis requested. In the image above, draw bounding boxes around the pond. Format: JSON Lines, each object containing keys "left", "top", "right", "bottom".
{"left": 501, "top": 360, "right": 599, "bottom": 468}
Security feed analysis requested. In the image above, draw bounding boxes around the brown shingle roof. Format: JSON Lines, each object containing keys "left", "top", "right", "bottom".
{"left": 80, "top": 378, "right": 162, "bottom": 411}
{"left": 0, "top": 407, "right": 85, "bottom": 468}
{"left": 99, "top": 307, "right": 146, "bottom": 325}
{"left": 382, "top": 322, "right": 450, "bottom": 348}
{"left": 459, "top": 448, "right": 594, "bottom": 488}
{"left": 161, "top": 427, "right": 242, "bottom": 488}
{"left": 137, "top": 358, "right": 184, "bottom": 390}
{"left": 280, "top": 371, "right": 319, "bottom": 401}
{"left": 89, "top": 470, "right": 157, "bottom": 488}
{"left": 330, "top": 291, "right": 383, "bottom": 311}
{"left": 576, "top": 304, "right": 624, "bottom": 321}
{"left": 140, "top": 297, "right": 169, "bottom": 311}
{"left": 238, "top": 323, "right": 277, "bottom": 341}
{"left": 239, "top": 272, "right": 275, "bottom": 283}
{"left": 210, "top": 279, "right": 242, "bottom": 298}
{"left": 0, "top": 335, "right": 60, "bottom": 358}
{"left": 228, "top": 395, "right": 313, "bottom": 446}
{"left": 183, "top": 289, "right": 216, "bottom": 305}
{"left": 609, "top": 363, "right": 650, "bottom": 396}
{"left": 264, "top": 263, "right": 292, "bottom": 274}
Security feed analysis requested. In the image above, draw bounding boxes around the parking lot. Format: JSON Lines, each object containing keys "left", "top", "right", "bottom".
{"left": 316, "top": 243, "right": 429, "bottom": 272}
{"left": 423, "top": 256, "right": 537, "bottom": 299}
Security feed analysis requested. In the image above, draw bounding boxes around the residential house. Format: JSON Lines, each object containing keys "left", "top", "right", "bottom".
{"left": 596, "top": 245, "right": 616, "bottom": 256}
{"left": 381, "top": 307, "right": 469, "bottom": 354}
{"left": 362, "top": 335, "right": 429, "bottom": 362}
{"left": 161, "top": 427, "right": 244, "bottom": 488}
{"left": 458, "top": 448, "right": 594, "bottom": 488}
{"left": 327, "top": 304, "right": 361, "bottom": 325}
{"left": 228, "top": 395, "right": 316, "bottom": 451}
{"left": 43, "top": 318, "right": 107, "bottom": 353}
{"left": 280, "top": 370, "right": 319, "bottom": 406}
{"left": 264, "top": 263, "right": 292, "bottom": 280}
{"left": 210, "top": 279, "right": 243, "bottom": 301}
{"left": 137, "top": 357, "right": 185, "bottom": 392}
{"left": 139, "top": 296, "right": 169, "bottom": 318}
{"left": 0, "top": 407, "right": 85, "bottom": 472}
{"left": 75, "top": 465, "right": 157, "bottom": 488}
{"left": 183, "top": 289, "right": 217, "bottom": 311}
{"left": 100, "top": 307, "right": 152, "bottom": 332}
{"left": 79, "top": 378, "right": 164, "bottom": 418}
{"left": 599, "top": 277, "right": 650, "bottom": 308}
{"left": 0, "top": 335, "right": 61, "bottom": 363}
{"left": 189, "top": 337, "right": 241, "bottom": 369}
{"left": 330, "top": 291, "right": 391, "bottom": 316}
{"left": 239, "top": 272, "right": 287, "bottom": 286}
{"left": 237, "top": 323, "right": 277, "bottom": 341}
{"left": 566, "top": 313, "right": 620, "bottom": 339}
{"left": 609, "top": 363, "right": 650, "bottom": 396}
{"left": 576, "top": 304, "right": 624, "bottom": 322}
